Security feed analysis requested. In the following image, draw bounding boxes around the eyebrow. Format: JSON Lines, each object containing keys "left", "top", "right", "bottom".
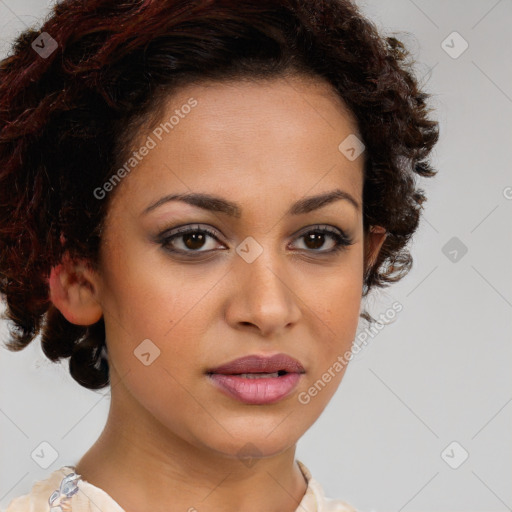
{"left": 141, "top": 188, "right": 360, "bottom": 218}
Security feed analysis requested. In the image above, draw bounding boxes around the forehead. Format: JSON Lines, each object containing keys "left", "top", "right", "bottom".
{"left": 109, "top": 75, "right": 364, "bottom": 214}
{"left": 159, "top": 74, "right": 359, "bottom": 137}
{"left": 131, "top": 73, "right": 361, "bottom": 151}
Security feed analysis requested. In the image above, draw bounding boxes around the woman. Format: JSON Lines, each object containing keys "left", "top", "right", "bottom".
{"left": 0, "top": 0, "right": 439, "bottom": 510}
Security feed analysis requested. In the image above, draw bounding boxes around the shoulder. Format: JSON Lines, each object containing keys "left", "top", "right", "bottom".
{"left": 4, "top": 466, "right": 76, "bottom": 512}
{"left": 297, "top": 459, "right": 360, "bottom": 512}
{"left": 309, "top": 478, "right": 360, "bottom": 512}
{"left": 4, "top": 465, "right": 125, "bottom": 512}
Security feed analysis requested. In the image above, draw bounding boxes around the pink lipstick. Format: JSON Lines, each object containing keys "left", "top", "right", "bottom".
{"left": 207, "top": 353, "right": 305, "bottom": 405}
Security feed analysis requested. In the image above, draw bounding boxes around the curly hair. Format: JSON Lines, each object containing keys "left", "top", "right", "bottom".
{"left": 0, "top": 0, "right": 439, "bottom": 390}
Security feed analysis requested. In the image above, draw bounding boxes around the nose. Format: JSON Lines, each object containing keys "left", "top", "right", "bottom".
{"left": 224, "top": 247, "right": 302, "bottom": 338}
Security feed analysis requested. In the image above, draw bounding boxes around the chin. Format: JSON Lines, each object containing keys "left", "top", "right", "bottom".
{"left": 194, "top": 417, "right": 307, "bottom": 461}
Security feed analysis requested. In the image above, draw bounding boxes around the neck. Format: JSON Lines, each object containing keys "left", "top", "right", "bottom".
{"left": 74, "top": 373, "right": 308, "bottom": 512}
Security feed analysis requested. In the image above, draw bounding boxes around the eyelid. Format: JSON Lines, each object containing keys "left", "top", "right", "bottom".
{"left": 156, "top": 223, "right": 226, "bottom": 246}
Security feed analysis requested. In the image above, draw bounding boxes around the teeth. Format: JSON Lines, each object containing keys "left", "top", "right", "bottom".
{"left": 238, "top": 372, "right": 280, "bottom": 379}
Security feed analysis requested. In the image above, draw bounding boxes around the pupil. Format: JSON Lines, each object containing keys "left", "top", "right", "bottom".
{"left": 305, "top": 232, "right": 324, "bottom": 250}
{"left": 184, "top": 232, "right": 205, "bottom": 250}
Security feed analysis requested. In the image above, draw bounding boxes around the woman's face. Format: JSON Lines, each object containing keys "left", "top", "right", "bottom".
{"left": 91, "top": 75, "right": 385, "bottom": 459}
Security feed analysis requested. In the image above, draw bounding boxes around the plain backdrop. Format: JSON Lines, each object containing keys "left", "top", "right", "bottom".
{"left": 0, "top": 1, "right": 511, "bottom": 511}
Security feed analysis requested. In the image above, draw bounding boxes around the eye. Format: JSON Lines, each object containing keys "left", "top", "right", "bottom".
{"left": 157, "top": 224, "right": 354, "bottom": 257}
{"left": 290, "top": 225, "right": 354, "bottom": 254}
{"left": 159, "top": 224, "right": 225, "bottom": 255}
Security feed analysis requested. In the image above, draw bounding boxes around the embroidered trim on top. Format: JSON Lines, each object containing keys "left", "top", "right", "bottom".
{"left": 48, "top": 472, "right": 80, "bottom": 511}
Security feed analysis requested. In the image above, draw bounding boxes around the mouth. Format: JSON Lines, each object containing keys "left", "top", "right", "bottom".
{"left": 206, "top": 353, "right": 305, "bottom": 405}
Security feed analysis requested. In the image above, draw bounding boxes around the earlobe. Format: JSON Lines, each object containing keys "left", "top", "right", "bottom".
{"left": 48, "top": 252, "right": 103, "bottom": 326}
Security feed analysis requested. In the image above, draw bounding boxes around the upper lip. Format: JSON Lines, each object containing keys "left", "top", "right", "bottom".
{"left": 207, "top": 353, "right": 305, "bottom": 375}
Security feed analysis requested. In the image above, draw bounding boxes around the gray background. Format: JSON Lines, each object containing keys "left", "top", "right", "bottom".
{"left": 0, "top": 1, "right": 511, "bottom": 511}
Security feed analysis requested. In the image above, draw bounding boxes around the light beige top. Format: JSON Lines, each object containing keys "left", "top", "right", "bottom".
{"left": 4, "top": 460, "right": 357, "bottom": 512}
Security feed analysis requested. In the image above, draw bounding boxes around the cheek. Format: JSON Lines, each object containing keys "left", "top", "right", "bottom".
{"left": 99, "top": 239, "right": 213, "bottom": 332}
{"left": 313, "top": 260, "right": 364, "bottom": 335}
{"left": 98, "top": 255, "right": 225, "bottom": 402}
{"left": 297, "top": 276, "right": 362, "bottom": 414}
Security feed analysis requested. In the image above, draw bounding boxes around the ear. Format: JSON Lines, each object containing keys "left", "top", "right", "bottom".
{"left": 364, "top": 225, "right": 387, "bottom": 272}
{"left": 48, "top": 251, "right": 103, "bottom": 326}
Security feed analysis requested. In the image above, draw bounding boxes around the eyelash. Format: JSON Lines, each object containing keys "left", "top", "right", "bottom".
{"left": 157, "top": 224, "right": 355, "bottom": 257}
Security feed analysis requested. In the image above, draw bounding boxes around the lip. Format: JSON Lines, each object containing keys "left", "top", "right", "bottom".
{"left": 206, "top": 353, "right": 305, "bottom": 405}
{"left": 207, "top": 353, "right": 305, "bottom": 375}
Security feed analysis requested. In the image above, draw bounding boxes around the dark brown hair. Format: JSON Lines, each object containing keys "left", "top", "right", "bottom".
{"left": 0, "top": 0, "right": 439, "bottom": 389}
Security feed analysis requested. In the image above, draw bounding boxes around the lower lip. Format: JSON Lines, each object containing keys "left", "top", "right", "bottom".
{"left": 208, "top": 373, "right": 302, "bottom": 405}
